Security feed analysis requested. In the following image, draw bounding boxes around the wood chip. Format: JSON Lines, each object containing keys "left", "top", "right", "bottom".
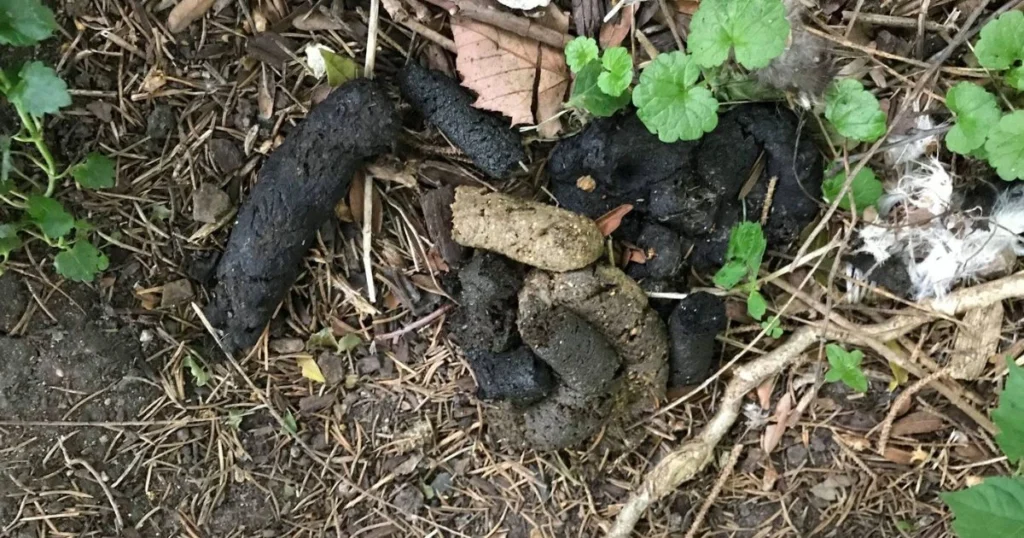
{"left": 421, "top": 186, "right": 465, "bottom": 268}
{"left": 950, "top": 303, "right": 1003, "bottom": 380}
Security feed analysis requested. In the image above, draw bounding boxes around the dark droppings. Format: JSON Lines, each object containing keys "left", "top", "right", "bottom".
{"left": 448, "top": 251, "right": 526, "bottom": 354}
{"left": 398, "top": 62, "right": 526, "bottom": 179}
{"left": 547, "top": 104, "right": 824, "bottom": 271}
{"left": 666, "top": 292, "right": 728, "bottom": 388}
{"left": 522, "top": 307, "right": 621, "bottom": 397}
{"left": 466, "top": 347, "right": 555, "bottom": 407}
{"left": 204, "top": 79, "right": 398, "bottom": 353}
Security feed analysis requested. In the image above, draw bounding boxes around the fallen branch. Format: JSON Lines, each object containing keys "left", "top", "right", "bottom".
{"left": 607, "top": 272, "right": 1024, "bottom": 538}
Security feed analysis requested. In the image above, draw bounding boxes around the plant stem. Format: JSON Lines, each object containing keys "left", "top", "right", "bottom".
{"left": 13, "top": 108, "right": 59, "bottom": 196}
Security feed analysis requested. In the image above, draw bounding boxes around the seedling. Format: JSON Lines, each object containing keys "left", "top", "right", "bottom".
{"left": 823, "top": 79, "right": 887, "bottom": 143}
{"left": 713, "top": 221, "right": 783, "bottom": 338}
{"left": 0, "top": 0, "right": 114, "bottom": 280}
{"left": 821, "top": 166, "right": 883, "bottom": 214}
{"left": 564, "top": 37, "right": 633, "bottom": 118}
{"left": 823, "top": 343, "right": 868, "bottom": 393}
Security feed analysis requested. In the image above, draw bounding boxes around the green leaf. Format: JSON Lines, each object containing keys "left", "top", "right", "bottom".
{"left": 320, "top": 49, "right": 360, "bottom": 87}
{"left": 569, "top": 60, "right": 631, "bottom": 117}
{"left": 993, "top": 358, "right": 1024, "bottom": 464}
{"left": 985, "top": 111, "right": 1024, "bottom": 181}
{"left": 182, "top": 355, "right": 211, "bottom": 387}
{"left": 688, "top": 0, "right": 791, "bottom": 69}
{"left": 0, "top": 223, "right": 21, "bottom": 261}
{"left": 824, "top": 79, "right": 886, "bottom": 143}
{"left": 338, "top": 333, "right": 362, "bottom": 353}
{"left": 26, "top": 195, "right": 73, "bottom": 238}
{"left": 941, "top": 477, "right": 1024, "bottom": 538}
{"left": 725, "top": 221, "right": 767, "bottom": 278}
{"left": 7, "top": 61, "right": 71, "bottom": 118}
{"left": 632, "top": 51, "right": 719, "bottom": 143}
{"left": 226, "top": 409, "right": 244, "bottom": 429}
{"left": 747, "top": 290, "right": 767, "bottom": 320}
{"left": 0, "top": 0, "right": 59, "bottom": 47}
{"left": 71, "top": 153, "right": 116, "bottom": 189}
{"left": 0, "top": 135, "right": 11, "bottom": 195}
{"left": 945, "top": 82, "right": 1002, "bottom": 155}
{"left": 1007, "top": 66, "right": 1024, "bottom": 92}
{"left": 822, "top": 167, "right": 883, "bottom": 214}
{"left": 973, "top": 11, "right": 1024, "bottom": 71}
{"left": 565, "top": 37, "right": 599, "bottom": 74}
{"left": 598, "top": 47, "right": 632, "bottom": 97}
{"left": 281, "top": 410, "right": 298, "bottom": 435}
{"left": 713, "top": 260, "right": 747, "bottom": 290}
{"left": 54, "top": 241, "right": 108, "bottom": 282}
{"left": 824, "top": 343, "right": 868, "bottom": 393}
{"left": 761, "top": 317, "right": 783, "bottom": 339}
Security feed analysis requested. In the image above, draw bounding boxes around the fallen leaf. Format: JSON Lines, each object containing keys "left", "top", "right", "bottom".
{"left": 247, "top": 32, "right": 295, "bottom": 65}
{"left": 950, "top": 303, "right": 1003, "bottom": 380}
{"left": 882, "top": 446, "right": 914, "bottom": 465}
{"left": 167, "top": 0, "right": 216, "bottom": 32}
{"left": 756, "top": 377, "right": 775, "bottom": 410}
{"left": 297, "top": 355, "right": 326, "bottom": 383}
{"left": 599, "top": 4, "right": 634, "bottom": 49}
{"left": 595, "top": 204, "right": 634, "bottom": 236}
{"left": 887, "top": 359, "right": 909, "bottom": 392}
{"left": 292, "top": 11, "right": 345, "bottom": 31}
{"left": 627, "top": 247, "right": 647, "bottom": 264}
{"left": 891, "top": 411, "right": 945, "bottom": 437}
{"left": 761, "top": 392, "right": 793, "bottom": 454}
{"left": 761, "top": 463, "right": 778, "bottom": 491}
{"left": 676, "top": 0, "right": 700, "bottom": 14}
{"left": 392, "top": 454, "right": 423, "bottom": 476}
{"left": 910, "top": 447, "right": 930, "bottom": 463}
{"left": 451, "top": 4, "right": 568, "bottom": 136}
{"left": 810, "top": 475, "right": 851, "bottom": 501}
{"left": 141, "top": 68, "right": 167, "bottom": 93}
{"left": 836, "top": 432, "right": 870, "bottom": 451}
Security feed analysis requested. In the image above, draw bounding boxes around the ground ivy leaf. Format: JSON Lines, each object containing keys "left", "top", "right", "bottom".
{"left": 984, "top": 111, "right": 1024, "bottom": 181}
{"left": 824, "top": 79, "right": 886, "bottom": 143}
{"left": 54, "top": 241, "right": 109, "bottom": 282}
{"left": 688, "top": 0, "right": 791, "bottom": 69}
{"left": 71, "top": 153, "right": 116, "bottom": 189}
{"left": 945, "top": 82, "right": 1002, "bottom": 155}
{"left": 713, "top": 260, "right": 747, "bottom": 289}
{"left": 761, "top": 317, "right": 783, "bottom": 339}
{"left": 0, "top": 0, "right": 59, "bottom": 47}
{"left": 633, "top": 51, "right": 719, "bottom": 142}
{"left": 747, "top": 290, "right": 767, "bottom": 320}
{"left": 598, "top": 47, "right": 632, "bottom": 97}
{"left": 320, "top": 48, "right": 360, "bottom": 87}
{"left": 565, "top": 37, "right": 599, "bottom": 74}
{"left": 26, "top": 195, "right": 73, "bottom": 238}
{"left": 992, "top": 358, "right": 1024, "bottom": 464}
{"left": 825, "top": 343, "right": 868, "bottom": 393}
{"left": 569, "top": 60, "right": 631, "bottom": 117}
{"left": 941, "top": 477, "right": 1024, "bottom": 538}
{"left": 8, "top": 61, "right": 71, "bottom": 118}
{"left": 0, "top": 223, "right": 21, "bottom": 261}
{"left": 822, "top": 167, "right": 883, "bottom": 214}
{"left": 1007, "top": 66, "right": 1024, "bottom": 92}
{"left": 973, "top": 11, "right": 1024, "bottom": 71}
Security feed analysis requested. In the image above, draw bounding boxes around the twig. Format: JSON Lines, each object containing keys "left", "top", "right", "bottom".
{"left": 374, "top": 303, "right": 453, "bottom": 340}
{"left": 421, "top": 0, "right": 571, "bottom": 49}
{"left": 365, "top": 0, "right": 381, "bottom": 77}
{"left": 657, "top": 0, "right": 684, "bottom": 52}
{"left": 682, "top": 444, "right": 744, "bottom": 538}
{"left": 927, "top": 0, "right": 1024, "bottom": 63}
{"left": 841, "top": 10, "right": 948, "bottom": 31}
{"left": 607, "top": 272, "right": 1024, "bottom": 538}
{"left": 877, "top": 367, "right": 949, "bottom": 455}
{"left": 57, "top": 438, "right": 125, "bottom": 531}
{"left": 381, "top": 0, "right": 458, "bottom": 52}
{"left": 363, "top": 175, "right": 377, "bottom": 303}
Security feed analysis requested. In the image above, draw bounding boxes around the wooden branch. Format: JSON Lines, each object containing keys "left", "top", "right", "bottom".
{"left": 421, "top": 0, "right": 571, "bottom": 49}
{"left": 607, "top": 272, "right": 1024, "bottom": 538}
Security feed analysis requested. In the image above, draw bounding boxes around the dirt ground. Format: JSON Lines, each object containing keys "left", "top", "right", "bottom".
{"left": 1, "top": 0, "right": 1019, "bottom": 537}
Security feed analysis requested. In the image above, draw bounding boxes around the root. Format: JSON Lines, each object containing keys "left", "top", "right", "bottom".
{"left": 607, "top": 272, "right": 1024, "bottom": 538}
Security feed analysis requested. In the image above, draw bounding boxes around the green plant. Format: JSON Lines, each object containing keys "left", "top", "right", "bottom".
{"left": 712, "top": 221, "right": 782, "bottom": 338}
{"left": 564, "top": 37, "right": 633, "bottom": 118}
{"left": 823, "top": 343, "right": 868, "bottom": 392}
{"left": 563, "top": 0, "right": 790, "bottom": 141}
{"left": 943, "top": 13, "right": 1024, "bottom": 181}
{"left": 0, "top": 0, "right": 113, "bottom": 280}
{"left": 821, "top": 166, "right": 883, "bottom": 214}
{"left": 941, "top": 359, "right": 1024, "bottom": 537}
{"left": 823, "top": 79, "right": 887, "bottom": 143}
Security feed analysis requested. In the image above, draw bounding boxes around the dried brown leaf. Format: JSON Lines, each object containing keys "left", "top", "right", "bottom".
{"left": 292, "top": 11, "right": 345, "bottom": 31}
{"left": 167, "top": 0, "right": 216, "bottom": 32}
{"left": 950, "top": 303, "right": 1003, "bottom": 380}
{"left": 451, "top": 5, "right": 568, "bottom": 136}
{"left": 890, "top": 411, "right": 945, "bottom": 437}
{"left": 595, "top": 204, "right": 634, "bottom": 236}
{"left": 881, "top": 446, "right": 914, "bottom": 465}
{"left": 761, "top": 392, "right": 793, "bottom": 454}
{"left": 599, "top": 4, "right": 633, "bottom": 49}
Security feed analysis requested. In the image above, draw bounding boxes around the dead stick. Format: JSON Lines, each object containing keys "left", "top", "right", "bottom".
{"left": 682, "top": 444, "right": 744, "bottom": 538}
{"left": 607, "top": 272, "right": 1024, "bottom": 538}
{"left": 841, "top": 10, "right": 948, "bottom": 31}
